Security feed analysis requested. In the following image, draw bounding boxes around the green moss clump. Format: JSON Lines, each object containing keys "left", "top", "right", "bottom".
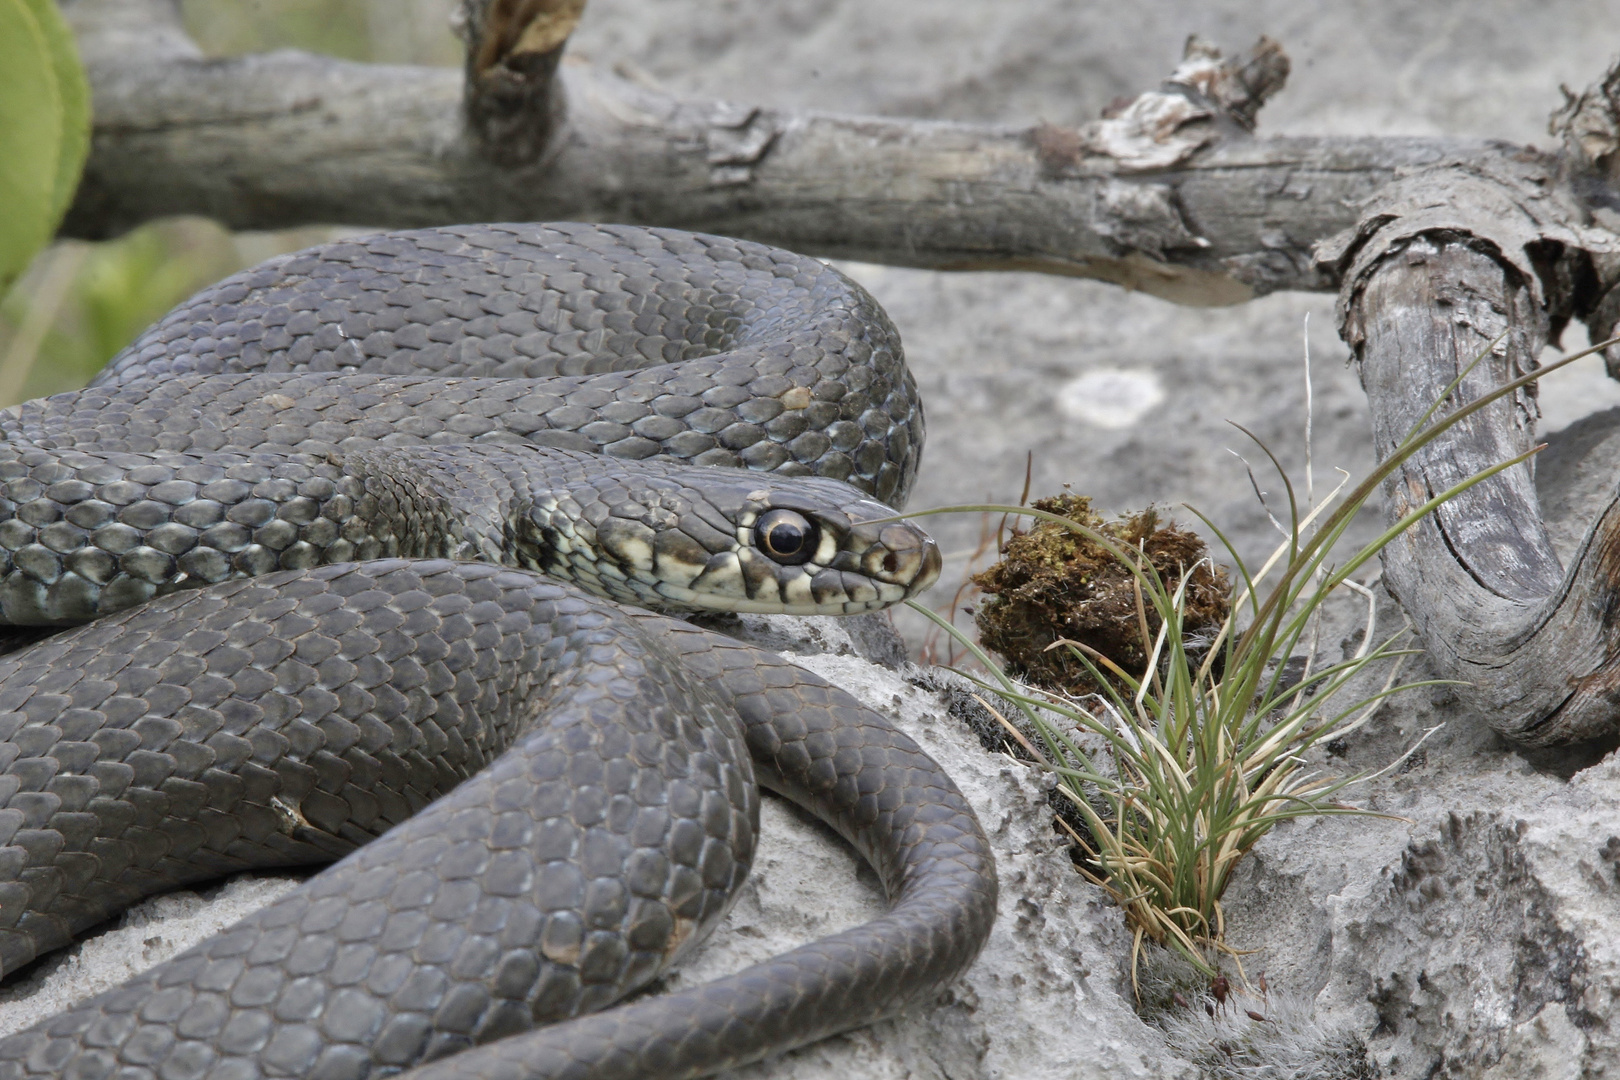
{"left": 971, "top": 494, "right": 1230, "bottom": 697}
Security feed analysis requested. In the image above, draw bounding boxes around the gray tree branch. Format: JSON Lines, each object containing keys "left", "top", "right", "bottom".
{"left": 1325, "top": 144, "right": 1620, "bottom": 746}
{"left": 63, "top": 0, "right": 1502, "bottom": 305}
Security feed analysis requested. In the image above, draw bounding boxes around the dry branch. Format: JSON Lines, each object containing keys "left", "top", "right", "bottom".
{"left": 460, "top": 0, "right": 583, "bottom": 164}
{"left": 1323, "top": 145, "right": 1620, "bottom": 746}
{"left": 63, "top": 0, "right": 1502, "bottom": 305}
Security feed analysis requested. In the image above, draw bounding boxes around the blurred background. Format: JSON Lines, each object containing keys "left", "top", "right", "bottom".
{"left": 0, "top": 1, "right": 462, "bottom": 407}
{"left": 9, "top": 0, "right": 1620, "bottom": 652}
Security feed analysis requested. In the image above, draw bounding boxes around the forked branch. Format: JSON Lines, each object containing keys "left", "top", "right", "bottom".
{"left": 54, "top": 0, "right": 1620, "bottom": 743}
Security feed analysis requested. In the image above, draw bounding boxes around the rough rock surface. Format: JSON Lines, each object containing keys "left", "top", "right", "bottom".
{"left": 1208, "top": 416, "right": 1620, "bottom": 1080}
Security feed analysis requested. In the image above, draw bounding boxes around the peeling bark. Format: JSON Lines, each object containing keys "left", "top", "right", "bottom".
{"left": 1326, "top": 151, "right": 1620, "bottom": 745}
{"left": 61, "top": 0, "right": 1501, "bottom": 305}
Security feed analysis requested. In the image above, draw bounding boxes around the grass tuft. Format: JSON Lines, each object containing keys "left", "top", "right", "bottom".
{"left": 911, "top": 481, "right": 1435, "bottom": 982}
{"left": 900, "top": 330, "right": 1620, "bottom": 985}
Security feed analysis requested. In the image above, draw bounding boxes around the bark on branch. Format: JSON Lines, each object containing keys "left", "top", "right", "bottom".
{"left": 1322, "top": 133, "right": 1620, "bottom": 746}
{"left": 63, "top": 0, "right": 1503, "bottom": 305}
{"left": 460, "top": 0, "right": 583, "bottom": 164}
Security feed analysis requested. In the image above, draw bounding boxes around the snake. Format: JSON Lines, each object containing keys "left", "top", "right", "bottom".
{"left": 0, "top": 224, "right": 998, "bottom": 1080}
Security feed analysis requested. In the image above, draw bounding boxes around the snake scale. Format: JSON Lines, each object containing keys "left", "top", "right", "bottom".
{"left": 0, "top": 224, "right": 997, "bottom": 1080}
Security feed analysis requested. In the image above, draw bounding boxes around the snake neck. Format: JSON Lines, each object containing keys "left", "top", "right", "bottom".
{"left": 341, "top": 445, "right": 659, "bottom": 609}
{"left": 0, "top": 438, "right": 935, "bottom": 626}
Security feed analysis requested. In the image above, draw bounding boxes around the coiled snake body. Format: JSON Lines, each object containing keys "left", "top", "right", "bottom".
{"left": 0, "top": 225, "right": 997, "bottom": 1080}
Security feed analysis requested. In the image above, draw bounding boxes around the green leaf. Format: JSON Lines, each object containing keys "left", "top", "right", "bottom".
{"left": 0, "top": 0, "right": 90, "bottom": 294}
{"left": 0, "top": 0, "right": 61, "bottom": 292}
{"left": 25, "top": 0, "right": 90, "bottom": 227}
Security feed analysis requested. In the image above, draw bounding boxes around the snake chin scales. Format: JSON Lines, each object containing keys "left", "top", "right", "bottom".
{"left": 0, "top": 224, "right": 996, "bottom": 1080}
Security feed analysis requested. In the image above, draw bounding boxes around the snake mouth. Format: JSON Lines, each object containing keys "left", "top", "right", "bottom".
{"left": 620, "top": 505, "right": 942, "bottom": 616}
{"left": 651, "top": 571, "right": 918, "bottom": 615}
{"left": 646, "top": 543, "right": 938, "bottom": 616}
{"left": 861, "top": 525, "right": 942, "bottom": 592}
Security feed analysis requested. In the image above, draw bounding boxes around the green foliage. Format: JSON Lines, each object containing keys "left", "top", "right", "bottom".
{"left": 0, "top": 221, "right": 246, "bottom": 406}
{"left": 179, "top": 0, "right": 462, "bottom": 66}
{"left": 0, "top": 0, "right": 90, "bottom": 293}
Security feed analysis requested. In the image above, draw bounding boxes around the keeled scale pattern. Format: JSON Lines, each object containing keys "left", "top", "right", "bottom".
{"left": 0, "top": 448, "right": 367, "bottom": 624}
{"left": 37, "top": 223, "right": 921, "bottom": 507}
{"left": 0, "top": 560, "right": 761, "bottom": 1079}
{"left": 0, "top": 560, "right": 997, "bottom": 1080}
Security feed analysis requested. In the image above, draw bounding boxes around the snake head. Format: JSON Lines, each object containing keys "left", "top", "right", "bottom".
{"left": 722, "top": 481, "right": 941, "bottom": 615}
{"left": 541, "top": 465, "right": 942, "bottom": 616}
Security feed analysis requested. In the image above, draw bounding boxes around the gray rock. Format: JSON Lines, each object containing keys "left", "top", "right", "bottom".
{"left": 1204, "top": 421, "right": 1620, "bottom": 1079}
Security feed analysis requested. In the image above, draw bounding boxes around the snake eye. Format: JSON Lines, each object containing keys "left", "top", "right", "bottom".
{"left": 755, "top": 509, "right": 818, "bottom": 566}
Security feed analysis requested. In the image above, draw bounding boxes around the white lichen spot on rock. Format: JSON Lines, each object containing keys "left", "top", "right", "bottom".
{"left": 1057, "top": 368, "right": 1166, "bottom": 429}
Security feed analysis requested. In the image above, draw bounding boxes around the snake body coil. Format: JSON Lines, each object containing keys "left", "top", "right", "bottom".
{"left": 0, "top": 225, "right": 997, "bottom": 1080}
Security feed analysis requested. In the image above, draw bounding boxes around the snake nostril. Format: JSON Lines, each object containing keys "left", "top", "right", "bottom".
{"left": 883, "top": 551, "right": 901, "bottom": 574}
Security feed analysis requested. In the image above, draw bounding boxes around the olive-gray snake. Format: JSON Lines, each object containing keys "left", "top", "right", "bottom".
{"left": 0, "top": 224, "right": 998, "bottom": 1080}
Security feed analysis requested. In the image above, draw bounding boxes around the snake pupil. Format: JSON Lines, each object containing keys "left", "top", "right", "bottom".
{"left": 756, "top": 509, "right": 817, "bottom": 565}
